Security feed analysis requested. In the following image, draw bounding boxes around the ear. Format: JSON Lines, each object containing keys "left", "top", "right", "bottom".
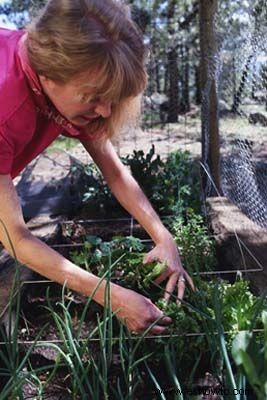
{"left": 39, "top": 75, "right": 57, "bottom": 91}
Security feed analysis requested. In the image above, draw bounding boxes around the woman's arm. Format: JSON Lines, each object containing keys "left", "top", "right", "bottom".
{"left": 0, "top": 174, "right": 170, "bottom": 333}
{"left": 81, "top": 138, "right": 194, "bottom": 301}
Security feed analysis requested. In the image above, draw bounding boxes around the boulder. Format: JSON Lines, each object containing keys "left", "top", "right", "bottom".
{"left": 16, "top": 150, "right": 85, "bottom": 219}
{"left": 206, "top": 196, "right": 267, "bottom": 295}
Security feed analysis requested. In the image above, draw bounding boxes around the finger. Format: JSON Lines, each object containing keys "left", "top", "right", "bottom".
{"left": 184, "top": 270, "right": 195, "bottom": 291}
{"left": 177, "top": 278, "right": 186, "bottom": 304}
{"left": 163, "top": 274, "right": 178, "bottom": 302}
{"left": 148, "top": 325, "right": 169, "bottom": 335}
{"left": 147, "top": 310, "right": 171, "bottom": 325}
{"left": 158, "top": 315, "right": 172, "bottom": 325}
{"left": 131, "top": 324, "right": 169, "bottom": 336}
{"left": 154, "top": 268, "right": 170, "bottom": 284}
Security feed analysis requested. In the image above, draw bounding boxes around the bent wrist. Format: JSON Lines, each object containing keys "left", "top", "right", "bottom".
{"left": 153, "top": 226, "right": 174, "bottom": 245}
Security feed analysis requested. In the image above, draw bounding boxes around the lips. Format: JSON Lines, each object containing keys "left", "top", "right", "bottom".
{"left": 81, "top": 113, "right": 99, "bottom": 121}
{"left": 70, "top": 114, "right": 100, "bottom": 127}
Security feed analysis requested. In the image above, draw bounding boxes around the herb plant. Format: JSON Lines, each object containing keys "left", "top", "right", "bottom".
{"left": 168, "top": 208, "right": 216, "bottom": 273}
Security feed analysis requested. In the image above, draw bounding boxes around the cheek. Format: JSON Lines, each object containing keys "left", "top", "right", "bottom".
{"left": 75, "top": 103, "right": 96, "bottom": 115}
{"left": 60, "top": 98, "right": 83, "bottom": 116}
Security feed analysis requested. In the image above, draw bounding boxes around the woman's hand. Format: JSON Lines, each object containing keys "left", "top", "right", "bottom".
{"left": 111, "top": 285, "right": 172, "bottom": 335}
{"left": 143, "top": 232, "right": 194, "bottom": 303}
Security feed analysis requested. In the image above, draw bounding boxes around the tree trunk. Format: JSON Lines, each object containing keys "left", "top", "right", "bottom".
{"left": 232, "top": 54, "right": 237, "bottom": 107}
{"left": 199, "top": 0, "right": 220, "bottom": 195}
{"left": 164, "top": 61, "right": 169, "bottom": 94}
{"left": 155, "top": 62, "right": 161, "bottom": 93}
{"left": 183, "top": 45, "right": 190, "bottom": 112}
{"left": 167, "top": 48, "right": 179, "bottom": 122}
{"left": 167, "top": 0, "right": 179, "bottom": 122}
{"left": 195, "top": 65, "right": 201, "bottom": 105}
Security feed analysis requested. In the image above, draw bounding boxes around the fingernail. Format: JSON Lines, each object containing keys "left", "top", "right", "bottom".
{"left": 164, "top": 316, "right": 172, "bottom": 323}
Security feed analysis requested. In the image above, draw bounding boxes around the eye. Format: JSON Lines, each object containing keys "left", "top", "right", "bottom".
{"left": 90, "top": 96, "right": 101, "bottom": 103}
{"left": 79, "top": 94, "right": 101, "bottom": 104}
{"left": 79, "top": 93, "right": 92, "bottom": 103}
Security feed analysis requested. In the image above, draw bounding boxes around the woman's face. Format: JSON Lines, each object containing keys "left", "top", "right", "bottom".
{"left": 39, "top": 70, "right": 112, "bottom": 127}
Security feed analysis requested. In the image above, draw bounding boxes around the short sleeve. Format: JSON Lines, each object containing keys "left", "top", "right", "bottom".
{"left": 0, "top": 128, "right": 14, "bottom": 175}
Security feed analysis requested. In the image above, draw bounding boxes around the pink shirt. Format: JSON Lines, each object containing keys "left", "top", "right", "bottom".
{"left": 0, "top": 28, "right": 91, "bottom": 178}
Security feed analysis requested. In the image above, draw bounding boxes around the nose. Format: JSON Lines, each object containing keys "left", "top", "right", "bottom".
{"left": 95, "top": 101, "right": 112, "bottom": 118}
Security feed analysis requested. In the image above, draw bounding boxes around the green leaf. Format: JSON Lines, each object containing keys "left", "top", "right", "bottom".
{"left": 232, "top": 331, "right": 253, "bottom": 364}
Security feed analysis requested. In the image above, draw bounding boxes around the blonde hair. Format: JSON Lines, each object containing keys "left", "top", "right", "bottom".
{"left": 26, "top": 0, "right": 148, "bottom": 139}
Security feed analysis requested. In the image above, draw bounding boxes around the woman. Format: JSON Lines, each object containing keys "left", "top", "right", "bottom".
{"left": 0, "top": 0, "right": 193, "bottom": 334}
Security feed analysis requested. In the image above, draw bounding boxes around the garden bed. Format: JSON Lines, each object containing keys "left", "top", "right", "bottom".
{"left": 0, "top": 145, "right": 266, "bottom": 399}
{"left": 1, "top": 215, "right": 265, "bottom": 399}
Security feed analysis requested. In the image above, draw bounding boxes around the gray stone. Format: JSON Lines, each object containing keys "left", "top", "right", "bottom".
{"left": 26, "top": 215, "right": 63, "bottom": 245}
{"left": 16, "top": 150, "right": 85, "bottom": 219}
{"left": 206, "top": 196, "right": 267, "bottom": 295}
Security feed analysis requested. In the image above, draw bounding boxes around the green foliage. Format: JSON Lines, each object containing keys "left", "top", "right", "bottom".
{"left": 219, "top": 280, "right": 265, "bottom": 339}
{"left": 40, "top": 282, "right": 114, "bottom": 399}
{"left": 122, "top": 145, "right": 164, "bottom": 206}
{"left": 79, "top": 146, "right": 201, "bottom": 217}
{"left": 70, "top": 205, "right": 216, "bottom": 294}
{"left": 33, "top": 280, "right": 161, "bottom": 399}
{"left": 72, "top": 162, "right": 123, "bottom": 217}
{"left": 142, "top": 278, "right": 266, "bottom": 389}
{"left": 157, "top": 150, "right": 201, "bottom": 214}
{"left": 168, "top": 208, "right": 216, "bottom": 273}
{"left": 143, "top": 261, "right": 167, "bottom": 287}
{"left": 70, "top": 228, "right": 265, "bottom": 390}
{"left": 232, "top": 311, "right": 267, "bottom": 400}
{"left": 154, "top": 298, "right": 205, "bottom": 372}
{"left": 0, "top": 278, "right": 52, "bottom": 399}
{"left": 123, "top": 146, "right": 201, "bottom": 215}
{"left": 191, "top": 279, "right": 266, "bottom": 344}
{"left": 70, "top": 235, "right": 166, "bottom": 293}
